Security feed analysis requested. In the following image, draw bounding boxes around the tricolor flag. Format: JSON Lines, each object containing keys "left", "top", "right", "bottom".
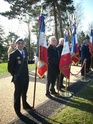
{"left": 90, "top": 29, "right": 93, "bottom": 44}
{"left": 59, "top": 28, "right": 71, "bottom": 79}
{"left": 71, "top": 22, "right": 80, "bottom": 64}
{"left": 89, "top": 29, "right": 93, "bottom": 54}
{"left": 36, "top": 14, "right": 48, "bottom": 78}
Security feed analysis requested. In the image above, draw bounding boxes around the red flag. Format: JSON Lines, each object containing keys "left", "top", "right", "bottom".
{"left": 89, "top": 29, "right": 93, "bottom": 55}
{"left": 59, "top": 29, "right": 71, "bottom": 79}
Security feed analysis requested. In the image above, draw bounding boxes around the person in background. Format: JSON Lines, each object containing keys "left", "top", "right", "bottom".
{"left": 81, "top": 39, "right": 90, "bottom": 79}
{"left": 8, "top": 38, "right": 34, "bottom": 118}
{"left": 57, "top": 38, "right": 65, "bottom": 90}
{"left": 46, "top": 36, "right": 59, "bottom": 96}
{"left": 7, "top": 42, "right": 16, "bottom": 58}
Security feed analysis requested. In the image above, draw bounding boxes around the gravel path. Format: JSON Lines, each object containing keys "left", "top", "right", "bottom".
{"left": 0, "top": 65, "right": 82, "bottom": 124}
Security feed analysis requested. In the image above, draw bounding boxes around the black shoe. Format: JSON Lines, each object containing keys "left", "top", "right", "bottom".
{"left": 61, "top": 85, "right": 65, "bottom": 89}
{"left": 45, "top": 92, "right": 51, "bottom": 97}
{"left": 23, "top": 102, "right": 33, "bottom": 110}
{"left": 51, "top": 91, "right": 58, "bottom": 95}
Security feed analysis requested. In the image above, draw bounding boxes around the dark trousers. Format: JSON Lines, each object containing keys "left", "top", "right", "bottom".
{"left": 46, "top": 69, "right": 58, "bottom": 94}
{"left": 14, "top": 82, "right": 29, "bottom": 113}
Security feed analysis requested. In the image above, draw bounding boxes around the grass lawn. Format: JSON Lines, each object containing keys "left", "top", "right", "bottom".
{"left": 0, "top": 63, "right": 35, "bottom": 76}
{"left": 0, "top": 63, "right": 8, "bottom": 75}
{"left": 49, "top": 82, "right": 93, "bottom": 124}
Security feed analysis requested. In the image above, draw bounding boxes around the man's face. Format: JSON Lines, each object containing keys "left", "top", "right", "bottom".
{"left": 61, "top": 41, "right": 64, "bottom": 46}
{"left": 16, "top": 41, "right": 24, "bottom": 50}
{"left": 51, "top": 38, "right": 57, "bottom": 46}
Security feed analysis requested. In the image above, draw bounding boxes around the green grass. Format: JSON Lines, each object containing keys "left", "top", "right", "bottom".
{"left": 28, "top": 63, "right": 35, "bottom": 70}
{"left": 0, "top": 63, "right": 35, "bottom": 76}
{"left": 49, "top": 82, "right": 93, "bottom": 124}
{"left": 0, "top": 63, "right": 8, "bottom": 75}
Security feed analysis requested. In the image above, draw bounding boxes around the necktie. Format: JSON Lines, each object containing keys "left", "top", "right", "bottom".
{"left": 22, "top": 50, "right": 25, "bottom": 58}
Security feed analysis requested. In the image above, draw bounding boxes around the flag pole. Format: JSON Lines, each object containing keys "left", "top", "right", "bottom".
{"left": 33, "top": 5, "right": 43, "bottom": 108}
{"left": 33, "top": 64, "right": 37, "bottom": 108}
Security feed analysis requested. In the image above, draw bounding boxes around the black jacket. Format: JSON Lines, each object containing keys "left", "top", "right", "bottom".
{"left": 57, "top": 44, "right": 63, "bottom": 58}
{"left": 81, "top": 44, "right": 91, "bottom": 62}
{"left": 8, "top": 49, "right": 34, "bottom": 84}
{"left": 48, "top": 45, "right": 59, "bottom": 73}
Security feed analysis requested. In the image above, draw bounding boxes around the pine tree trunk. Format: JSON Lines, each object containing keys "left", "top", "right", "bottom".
{"left": 56, "top": 1, "right": 63, "bottom": 37}
{"left": 53, "top": 1, "right": 58, "bottom": 43}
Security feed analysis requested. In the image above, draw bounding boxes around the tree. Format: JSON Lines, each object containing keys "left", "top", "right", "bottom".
{"left": 6, "top": 32, "right": 18, "bottom": 44}
{"left": 1, "top": 0, "right": 75, "bottom": 43}
{"left": 87, "top": 22, "right": 93, "bottom": 35}
{"left": 74, "top": 2, "right": 84, "bottom": 33}
{"left": 0, "top": 1, "right": 41, "bottom": 58}
{"left": 0, "top": 24, "right": 5, "bottom": 43}
{"left": 0, "top": 24, "right": 5, "bottom": 62}
{"left": 78, "top": 31, "right": 86, "bottom": 45}
{"left": 42, "top": 0, "right": 75, "bottom": 42}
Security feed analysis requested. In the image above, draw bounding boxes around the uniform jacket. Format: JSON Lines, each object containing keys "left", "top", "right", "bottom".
{"left": 8, "top": 49, "right": 34, "bottom": 84}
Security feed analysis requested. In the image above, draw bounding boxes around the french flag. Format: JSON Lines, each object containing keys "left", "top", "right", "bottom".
{"left": 89, "top": 29, "right": 93, "bottom": 54}
{"left": 71, "top": 22, "right": 80, "bottom": 64}
{"left": 37, "top": 14, "right": 48, "bottom": 78}
{"left": 90, "top": 29, "right": 93, "bottom": 44}
{"left": 59, "top": 28, "right": 71, "bottom": 79}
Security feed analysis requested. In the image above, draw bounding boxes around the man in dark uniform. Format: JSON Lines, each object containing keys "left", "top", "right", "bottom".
{"left": 46, "top": 36, "right": 59, "bottom": 96}
{"left": 81, "top": 39, "right": 90, "bottom": 78}
{"left": 8, "top": 38, "right": 34, "bottom": 117}
{"left": 57, "top": 38, "right": 65, "bottom": 90}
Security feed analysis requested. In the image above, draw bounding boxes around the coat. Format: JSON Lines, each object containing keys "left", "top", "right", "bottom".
{"left": 48, "top": 45, "right": 59, "bottom": 75}
{"left": 8, "top": 49, "right": 34, "bottom": 84}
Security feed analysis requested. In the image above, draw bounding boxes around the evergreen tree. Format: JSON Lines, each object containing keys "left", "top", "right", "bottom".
{"left": 78, "top": 31, "right": 86, "bottom": 45}
{"left": 1, "top": 0, "right": 75, "bottom": 43}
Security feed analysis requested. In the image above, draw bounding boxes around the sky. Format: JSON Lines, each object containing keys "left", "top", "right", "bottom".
{"left": 0, "top": 0, "right": 93, "bottom": 38}
{"left": 75, "top": 0, "right": 93, "bottom": 31}
{"left": 0, "top": 0, "right": 32, "bottom": 39}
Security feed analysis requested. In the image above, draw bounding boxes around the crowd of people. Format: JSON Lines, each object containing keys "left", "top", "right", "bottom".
{"left": 7, "top": 35, "right": 93, "bottom": 118}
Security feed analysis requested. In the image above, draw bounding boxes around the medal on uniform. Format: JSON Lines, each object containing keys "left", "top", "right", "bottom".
{"left": 17, "top": 56, "right": 20, "bottom": 59}
{"left": 17, "top": 56, "right": 21, "bottom": 64}
{"left": 18, "top": 60, "right": 21, "bottom": 64}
